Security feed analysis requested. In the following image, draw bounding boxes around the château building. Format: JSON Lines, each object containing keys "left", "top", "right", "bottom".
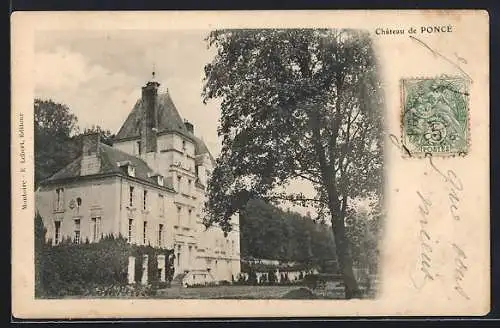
{"left": 35, "top": 75, "right": 241, "bottom": 285}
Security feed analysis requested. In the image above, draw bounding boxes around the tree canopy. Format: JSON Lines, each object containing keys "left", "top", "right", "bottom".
{"left": 34, "top": 98, "right": 115, "bottom": 185}
{"left": 202, "top": 29, "right": 384, "bottom": 298}
{"left": 240, "top": 199, "right": 336, "bottom": 263}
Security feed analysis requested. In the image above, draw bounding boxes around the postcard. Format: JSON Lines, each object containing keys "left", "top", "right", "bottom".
{"left": 11, "top": 10, "right": 490, "bottom": 318}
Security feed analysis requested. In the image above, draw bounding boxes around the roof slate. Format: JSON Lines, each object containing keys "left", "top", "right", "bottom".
{"left": 41, "top": 90, "right": 214, "bottom": 186}
{"left": 42, "top": 143, "right": 174, "bottom": 190}
{"left": 114, "top": 92, "right": 213, "bottom": 161}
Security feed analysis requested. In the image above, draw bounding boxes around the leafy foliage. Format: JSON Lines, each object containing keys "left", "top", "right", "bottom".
{"left": 35, "top": 99, "right": 80, "bottom": 185}
{"left": 240, "top": 199, "right": 335, "bottom": 262}
{"left": 82, "top": 125, "right": 115, "bottom": 146}
{"left": 344, "top": 199, "right": 383, "bottom": 275}
{"left": 201, "top": 29, "right": 384, "bottom": 298}
{"left": 34, "top": 98, "right": 116, "bottom": 185}
{"left": 35, "top": 218, "right": 174, "bottom": 298}
{"left": 34, "top": 212, "right": 47, "bottom": 297}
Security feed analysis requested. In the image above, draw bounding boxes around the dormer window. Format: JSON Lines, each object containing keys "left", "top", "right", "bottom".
{"left": 117, "top": 161, "right": 135, "bottom": 177}
{"left": 136, "top": 141, "right": 142, "bottom": 155}
{"left": 177, "top": 176, "right": 182, "bottom": 192}
{"left": 147, "top": 172, "right": 164, "bottom": 187}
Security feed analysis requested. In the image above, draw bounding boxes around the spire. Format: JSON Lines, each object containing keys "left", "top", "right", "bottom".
{"left": 144, "top": 64, "right": 160, "bottom": 89}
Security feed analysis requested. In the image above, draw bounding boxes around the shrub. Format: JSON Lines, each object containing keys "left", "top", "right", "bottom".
{"left": 247, "top": 270, "right": 257, "bottom": 285}
{"left": 281, "top": 287, "right": 317, "bottom": 299}
{"left": 34, "top": 222, "right": 174, "bottom": 298}
{"left": 268, "top": 270, "right": 277, "bottom": 285}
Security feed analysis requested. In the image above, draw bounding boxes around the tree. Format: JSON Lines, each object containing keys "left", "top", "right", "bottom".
{"left": 34, "top": 212, "right": 47, "bottom": 297}
{"left": 35, "top": 99, "right": 80, "bottom": 185}
{"left": 82, "top": 125, "right": 115, "bottom": 146}
{"left": 239, "top": 198, "right": 336, "bottom": 262}
{"left": 202, "top": 29, "right": 384, "bottom": 298}
{"left": 35, "top": 98, "right": 116, "bottom": 185}
{"left": 344, "top": 197, "right": 383, "bottom": 290}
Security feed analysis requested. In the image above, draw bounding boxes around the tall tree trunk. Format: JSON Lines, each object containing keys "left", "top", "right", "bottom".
{"left": 307, "top": 104, "right": 360, "bottom": 299}
{"left": 330, "top": 206, "right": 360, "bottom": 299}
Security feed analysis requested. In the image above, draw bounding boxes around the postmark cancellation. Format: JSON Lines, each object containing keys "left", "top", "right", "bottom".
{"left": 401, "top": 77, "right": 470, "bottom": 157}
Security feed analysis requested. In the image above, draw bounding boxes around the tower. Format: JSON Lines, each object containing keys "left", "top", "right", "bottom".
{"left": 141, "top": 71, "right": 160, "bottom": 155}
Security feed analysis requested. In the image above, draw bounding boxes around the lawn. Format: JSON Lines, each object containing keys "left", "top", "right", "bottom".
{"left": 58, "top": 285, "right": 366, "bottom": 299}
{"left": 154, "top": 285, "right": 348, "bottom": 299}
{"left": 155, "top": 285, "right": 302, "bottom": 299}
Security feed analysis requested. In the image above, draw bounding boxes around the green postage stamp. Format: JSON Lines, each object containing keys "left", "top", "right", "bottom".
{"left": 401, "top": 77, "right": 470, "bottom": 157}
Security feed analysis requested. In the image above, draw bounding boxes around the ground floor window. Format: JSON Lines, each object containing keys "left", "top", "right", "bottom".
{"left": 54, "top": 221, "right": 61, "bottom": 245}
{"left": 143, "top": 221, "right": 148, "bottom": 245}
{"left": 128, "top": 219, "right": 134, "bottom": 243}
{"left": 158, "top": 224, "right": 164, "bottom": 247}
{"left": 91, "top": 216, "right": 101, "bottom": 242}
{"left": 73, "top": 219, "right": 81, "bottom": 244}
{"left": 176, "top": 245, "right": 181, "bottom": 267}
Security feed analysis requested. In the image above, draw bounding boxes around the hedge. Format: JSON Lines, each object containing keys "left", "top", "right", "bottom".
{"left": 35, "top": 215, "right": 175, "bottom": 298}
{"left": 131, "top": 244, "right": 175, "bottom": 288}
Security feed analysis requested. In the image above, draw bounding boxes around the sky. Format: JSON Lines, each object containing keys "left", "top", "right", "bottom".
{"left": 34, "top": 29, "right": 316, "bottom": 216}
{"left": 35, "top": 30, "right": 221, "bottom": 156}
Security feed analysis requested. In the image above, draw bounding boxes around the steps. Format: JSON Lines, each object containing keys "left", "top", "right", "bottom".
{"left": 171, "top": 272, "right": 188, "bottom": 287}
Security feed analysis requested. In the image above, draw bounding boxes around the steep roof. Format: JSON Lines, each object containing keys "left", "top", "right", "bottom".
{"left": 41, "top": 143, "right": 174, "bottom": 190}
{"left": 114, "top": 92, "right": 214, "bottom": 161}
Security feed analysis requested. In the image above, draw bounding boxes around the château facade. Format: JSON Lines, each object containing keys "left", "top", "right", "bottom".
{"left": 35, "top": 76, "right": 241, "bottom": 285}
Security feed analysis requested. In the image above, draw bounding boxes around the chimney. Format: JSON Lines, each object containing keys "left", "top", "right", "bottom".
{"left": 80, "top": 133, "right": 101, "bottom": 176}
{"left": 184, "top": 120, "right": 194, "bottom": 134}
{"left": 141, "top": 76, "right": 160, "bottom": 154}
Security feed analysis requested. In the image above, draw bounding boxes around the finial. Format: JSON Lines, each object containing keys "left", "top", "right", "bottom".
{"left": 152, "top": 63, "right": 156, "bottom": 80}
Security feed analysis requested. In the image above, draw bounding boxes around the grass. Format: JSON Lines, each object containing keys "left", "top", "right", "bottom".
{"left": 154, "top": 285, "right": 349, "bottom": 299}
{"left": 58, "top": 283, "right": 378, "bottom": 300}
{"left": 156, "top": 285, "right": 301, "bottom": 299}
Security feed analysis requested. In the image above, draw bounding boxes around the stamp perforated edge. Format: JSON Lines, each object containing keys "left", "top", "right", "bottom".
{"left": 398, "top": 75, "right": 471, "bottom": 159}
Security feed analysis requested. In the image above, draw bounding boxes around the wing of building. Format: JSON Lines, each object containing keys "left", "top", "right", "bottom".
{"left": 35, "top": 77, "right": 241, "bottom": 285}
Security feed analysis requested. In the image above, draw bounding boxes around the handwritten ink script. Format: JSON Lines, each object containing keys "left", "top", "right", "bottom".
{"left": 390, "top": 135, "right": 470, "bottom": 301}
{"left": 18, "top": 113, "right": 27, "bottom": 210}
{"left": 410, "top": 190, "right": 434, "bottom": 289}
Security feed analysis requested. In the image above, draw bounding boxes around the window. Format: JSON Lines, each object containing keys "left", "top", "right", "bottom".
{"left": 182, "top": 140, "right": 186, "bottom": 151}
{"left": 76, "top": 197, "right": 82, "bottom": 208}
{"left": 232, "top": 240, "right": 235, "bottom": 254}
{"left": 177, "top": 206, "right": 182, "bottom": 225}
{"left": 187, "top": 180, "right": 192, "bottom": 194}
{"left": 157, "top": 176, "right": 164, "bottom": 186}
{"left": 129, "top": 186, "right": 134, "bottom": 207}
{"left": 127, "top": 166, "right": 135, "bottom": 177}
{"left": 137, "top": 141, "right": 142, "bottom": 154}
{"left": 177, "top": 176, "right": 182, "bottom": 192}
{"left": 55, "top": 188, "right": 64, "bottom": 211}
{"left": 74, "top": 219, "right": 81, "bottom": 244}
{"left": 54, "top": 221, "right": 61, "bottom": 245}
{"left": 128, "top": 219, "right": 134, "bottom": 243}
{"left": 143, "top": 190, "right": 148, "bottom": 210}
{"left": 143, "top": 221, "right": 148, "bottom": 245}
{"left": 91, "top": 217, "right": 101, "bottom": 242}
{"left": 188, "top": 209, "right": 192, "bottom": 225}
{"left": 158, "top": 194, "right": 164, "bottom": 216}
{"left": 158, "top": 224, "right": 164, "bottom": 247}
{"left": 188, "top": 246, "right": 192, "bottom": 265}
{"left": 177, "top": 245, "right": 181, "bottom": 267}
